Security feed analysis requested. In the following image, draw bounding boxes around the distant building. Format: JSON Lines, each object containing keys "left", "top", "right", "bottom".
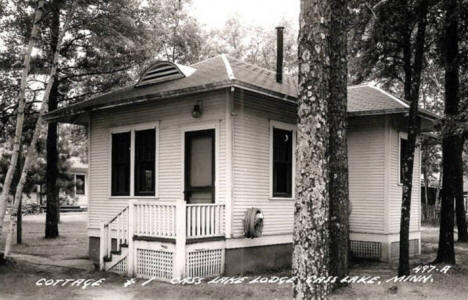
{"left": 67, "top": 157, "right": 89, "bottom": 208}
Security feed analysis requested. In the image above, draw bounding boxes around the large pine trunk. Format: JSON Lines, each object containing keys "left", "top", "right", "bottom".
{"left": 435, "top": 0, "right": 459, "bottom": 264}
{"left": 455, "top": 144, "right": 468, "bottom": 242}
{"left": 293, "top": 0, "right": 331, "bottom": 298}
{"left": 328, "top": 0, "right": 349, "bottom": 286}
{"left": 0, "top": 1, "right": 45, "bottom": 260}
{"left": 45, "top": 0, "right": 62, "bottom": 239}
{"left": 398, "top": 0, "right": 428, "bottom": 276}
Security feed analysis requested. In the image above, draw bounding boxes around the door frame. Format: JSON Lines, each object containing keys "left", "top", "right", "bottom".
{"left": 181, "top": 122, "right": 220, "bottom": 203}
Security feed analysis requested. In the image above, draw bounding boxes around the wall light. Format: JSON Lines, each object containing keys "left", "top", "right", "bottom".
{"left": 192, "top": 101, "right": 202, "bottom": 118}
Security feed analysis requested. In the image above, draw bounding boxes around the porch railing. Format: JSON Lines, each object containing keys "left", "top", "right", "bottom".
{"left": 134, "top": 201, "right": 177, "bottom": 238}
{"left": 100, "top": 205, "right": 129, "bottom": 264}
{"left": 186, "top": 203, "right": 225, "bottom": 238}
{"left": 100, "top": 200, "right": 226, "bottom": 276}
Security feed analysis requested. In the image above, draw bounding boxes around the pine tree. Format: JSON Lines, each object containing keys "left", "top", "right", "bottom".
{"left": 294, "top": 0, "right": 331, "bottom": 298}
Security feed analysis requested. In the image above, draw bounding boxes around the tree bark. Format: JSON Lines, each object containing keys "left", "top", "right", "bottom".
{"left": 45, "top": 0, "right": 62, "bottom": 239}
{"left": 398, "top": 0, "right": 429, "bottom": 276}
{"left": 293, "top": 0, "right": 331, "bottom": 298}
{"left": 0, "top": 1, "right": 45, "bottom": 258}
{"left": 328, "top": 0, "right": 349, "bottom": 288}
{"left": 455, "top": 144, "right": 468, "bottom": 242}
{"left": 435, "top": 0, "right": 460, "bottom": 264}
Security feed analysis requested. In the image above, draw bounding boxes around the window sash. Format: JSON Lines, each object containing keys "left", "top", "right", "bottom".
{"left": 111, "top": 132, "right": 131, "bottom": 196}
{"left": 272, "top": 128, "right": 293, "bottom": 198}
{"left": 135, "top": 129, "right": 155, "bottom": 196}
{"left": 400, "top": 137, "right": 408, "bottom": 184}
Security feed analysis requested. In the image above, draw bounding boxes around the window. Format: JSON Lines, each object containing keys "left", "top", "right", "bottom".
{"left": 75, "top": 174, "right": 85, "bottom": 195}
{"left": 135, "top": 129, "right": 155, "bottom": 196}
{"left": 399, "top": 137, "right": 408, "bottom": 184}
{"left": 272, "top": 127, "right": 293, "bottom": 198}
{"left": 110, "top": 125, "right": 158, "bottom": 197}
{"left": 111, "top": 132, "right": 131, "bottom": 196}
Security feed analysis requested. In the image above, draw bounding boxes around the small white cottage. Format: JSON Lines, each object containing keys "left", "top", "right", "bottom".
{"left": 45, "top": 54, "right": 437, "bottom": 280}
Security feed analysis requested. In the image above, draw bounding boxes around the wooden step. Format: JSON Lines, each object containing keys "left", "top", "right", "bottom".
{"left": 103, "top": 255, "right": 112, "bottom": 262}
{"left": 111, "top": 250, "right": 121, "bottom": 255}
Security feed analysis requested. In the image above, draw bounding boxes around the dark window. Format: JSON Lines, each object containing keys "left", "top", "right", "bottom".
{"left": 273, "top": 128, "right": 293, "bottom": 197}
{"left": 400, "top": 137, "right": 408, "bottom": 183}
{"left": 135, "top": 129, "right": 155, "bottom": 196}
{"left": 76, "top": 174, "right": 85, "bottom": 195}
{"left": 111, "top": 132, "right": 131, "bottom": 196}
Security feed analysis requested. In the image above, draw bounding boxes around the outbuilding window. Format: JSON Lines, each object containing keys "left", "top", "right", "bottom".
{"left": 75, "top": 174, "right": 85, "bottom": 195}
{"left": 111, "top": 132, "right": 131, "bottom": 196}
{"left": 272, "top": 126, "right": 294, "bottom": 198}
{"left": 399, "top": 136, "right": 408, "bottom": 184}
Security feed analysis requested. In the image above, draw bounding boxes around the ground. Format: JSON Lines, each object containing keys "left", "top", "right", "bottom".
{"left": 1, "top": 213, "right": 468, "bottom": 299}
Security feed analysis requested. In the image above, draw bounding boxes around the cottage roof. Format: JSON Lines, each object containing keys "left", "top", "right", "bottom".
{"left": 44, "top": 54, "right": 438, "bottom": 123}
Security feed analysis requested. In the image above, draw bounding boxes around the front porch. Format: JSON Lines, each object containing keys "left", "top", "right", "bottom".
{"left": 99, "top": 200, "right": 226, "bottom": 280}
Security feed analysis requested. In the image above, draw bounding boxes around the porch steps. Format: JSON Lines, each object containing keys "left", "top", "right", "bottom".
{"left": 104, "top": 243, "right": 129, "bottom": 274}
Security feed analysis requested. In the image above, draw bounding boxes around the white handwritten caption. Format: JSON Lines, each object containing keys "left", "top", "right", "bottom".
{"left": 34, "top": 265, "right": 451, "bottom": 288}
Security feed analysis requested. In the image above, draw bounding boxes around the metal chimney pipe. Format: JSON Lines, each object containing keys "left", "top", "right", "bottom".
{"left": 276, "top": 26, "right": 284, "bottom": 84}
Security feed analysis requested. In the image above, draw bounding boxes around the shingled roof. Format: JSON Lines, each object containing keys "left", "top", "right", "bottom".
{"left": 44, "top": 54, "right": 438, "bottom": 122}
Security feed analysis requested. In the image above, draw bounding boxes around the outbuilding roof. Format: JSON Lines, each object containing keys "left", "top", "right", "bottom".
{"left": 44, "top": 54, "right": 438, "bottom": 123}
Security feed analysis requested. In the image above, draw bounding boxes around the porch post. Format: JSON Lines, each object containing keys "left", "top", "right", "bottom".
{"left": 127, "top": 200, "right": 136, "bottom": 277}
{"left": 174, "top": 199, "right": 186, "bottom": 279}
{"left": 99, "top": 223, "right": 105, "bottom": 270}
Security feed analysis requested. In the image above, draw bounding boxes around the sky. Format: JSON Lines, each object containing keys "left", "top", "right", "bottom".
{"left": 190, "top": 0, "right": 300, "bottom": 30}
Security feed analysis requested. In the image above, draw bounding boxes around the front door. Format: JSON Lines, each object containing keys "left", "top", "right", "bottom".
{"left": 184, "top": 129, "right": 215, "bottom": 203}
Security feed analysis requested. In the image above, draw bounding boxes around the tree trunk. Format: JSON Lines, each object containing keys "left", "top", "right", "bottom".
{"left": 4, "top": 2, "right": 72, "bottom": 257}
{"left": 398, "top": 0, "right": 429, "bottom": 276}
{"left": 293, "top": 0, "right": 331, "bottom": 298}
{"left": 45, "top": 0, "right": 62, "bottom": 239}
{"left": 455, "top": 143, "right": 468, "bottom": 242}
{"left": 328, "top": 0, "right": 349, "bottom": 288}
{"left": 0, "top": 1, "right": 45, "bottom": 258}
{"left": 16, "top": 198, "right": 22, "bottom": 244}
{"left": 435, "top": 0, "right": 459, "bottom": 264}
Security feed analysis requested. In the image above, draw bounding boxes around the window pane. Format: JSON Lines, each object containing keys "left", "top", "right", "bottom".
{"left": 135, "top": 129, "right": 155, "bottom": 196}
{"left": 400, "top": 138, "right": 408, "bottom": 183}
{"left": 76, "top": 174, "right": 85, "bottom": 195}
{"left": 112, "top": 132, "right": 131, "bottom": 196}
{"left": 273, "top": 128, "right": 292, "bottom": 197}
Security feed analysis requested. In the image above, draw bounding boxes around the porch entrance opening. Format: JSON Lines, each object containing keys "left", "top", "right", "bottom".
{"left": 184, "top": 129, "right": 215, "bottom": 204}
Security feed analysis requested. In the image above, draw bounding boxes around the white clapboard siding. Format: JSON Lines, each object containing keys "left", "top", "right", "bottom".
{"left": 389, "top": 127, "right": 421, "bottom": 233}
{"left": 231, "top": 92, "right": 296, "bottom": 237}
{"left": 348, "top": 117, "right": 386, "bottom": 233}
{"left": 89, "top": 91, "right": 226, "bottom": 230}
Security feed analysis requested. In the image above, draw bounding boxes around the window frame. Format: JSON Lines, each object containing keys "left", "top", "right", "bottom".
{"left": 108, "top": 122, "right": 159, "bottom": 199}
{"left": 269, "top": 120, "right": 296, "bottom": 200}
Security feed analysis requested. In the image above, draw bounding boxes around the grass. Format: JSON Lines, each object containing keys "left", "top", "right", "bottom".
{"left": 1, "top": 213, "right": 468, "bottom": 299}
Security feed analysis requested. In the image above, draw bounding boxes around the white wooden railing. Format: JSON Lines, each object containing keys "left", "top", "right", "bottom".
{"left": 100, "top": 206, "right": 129, "bottom": 264}
{"left": 186, "top": 203, "right": 225, "bottom": 238}
{"left": 100, "top": 200, "right": 226, "bottom": 274}
{"left": 134, "top": 201, "right": 177, "bottom": 238}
